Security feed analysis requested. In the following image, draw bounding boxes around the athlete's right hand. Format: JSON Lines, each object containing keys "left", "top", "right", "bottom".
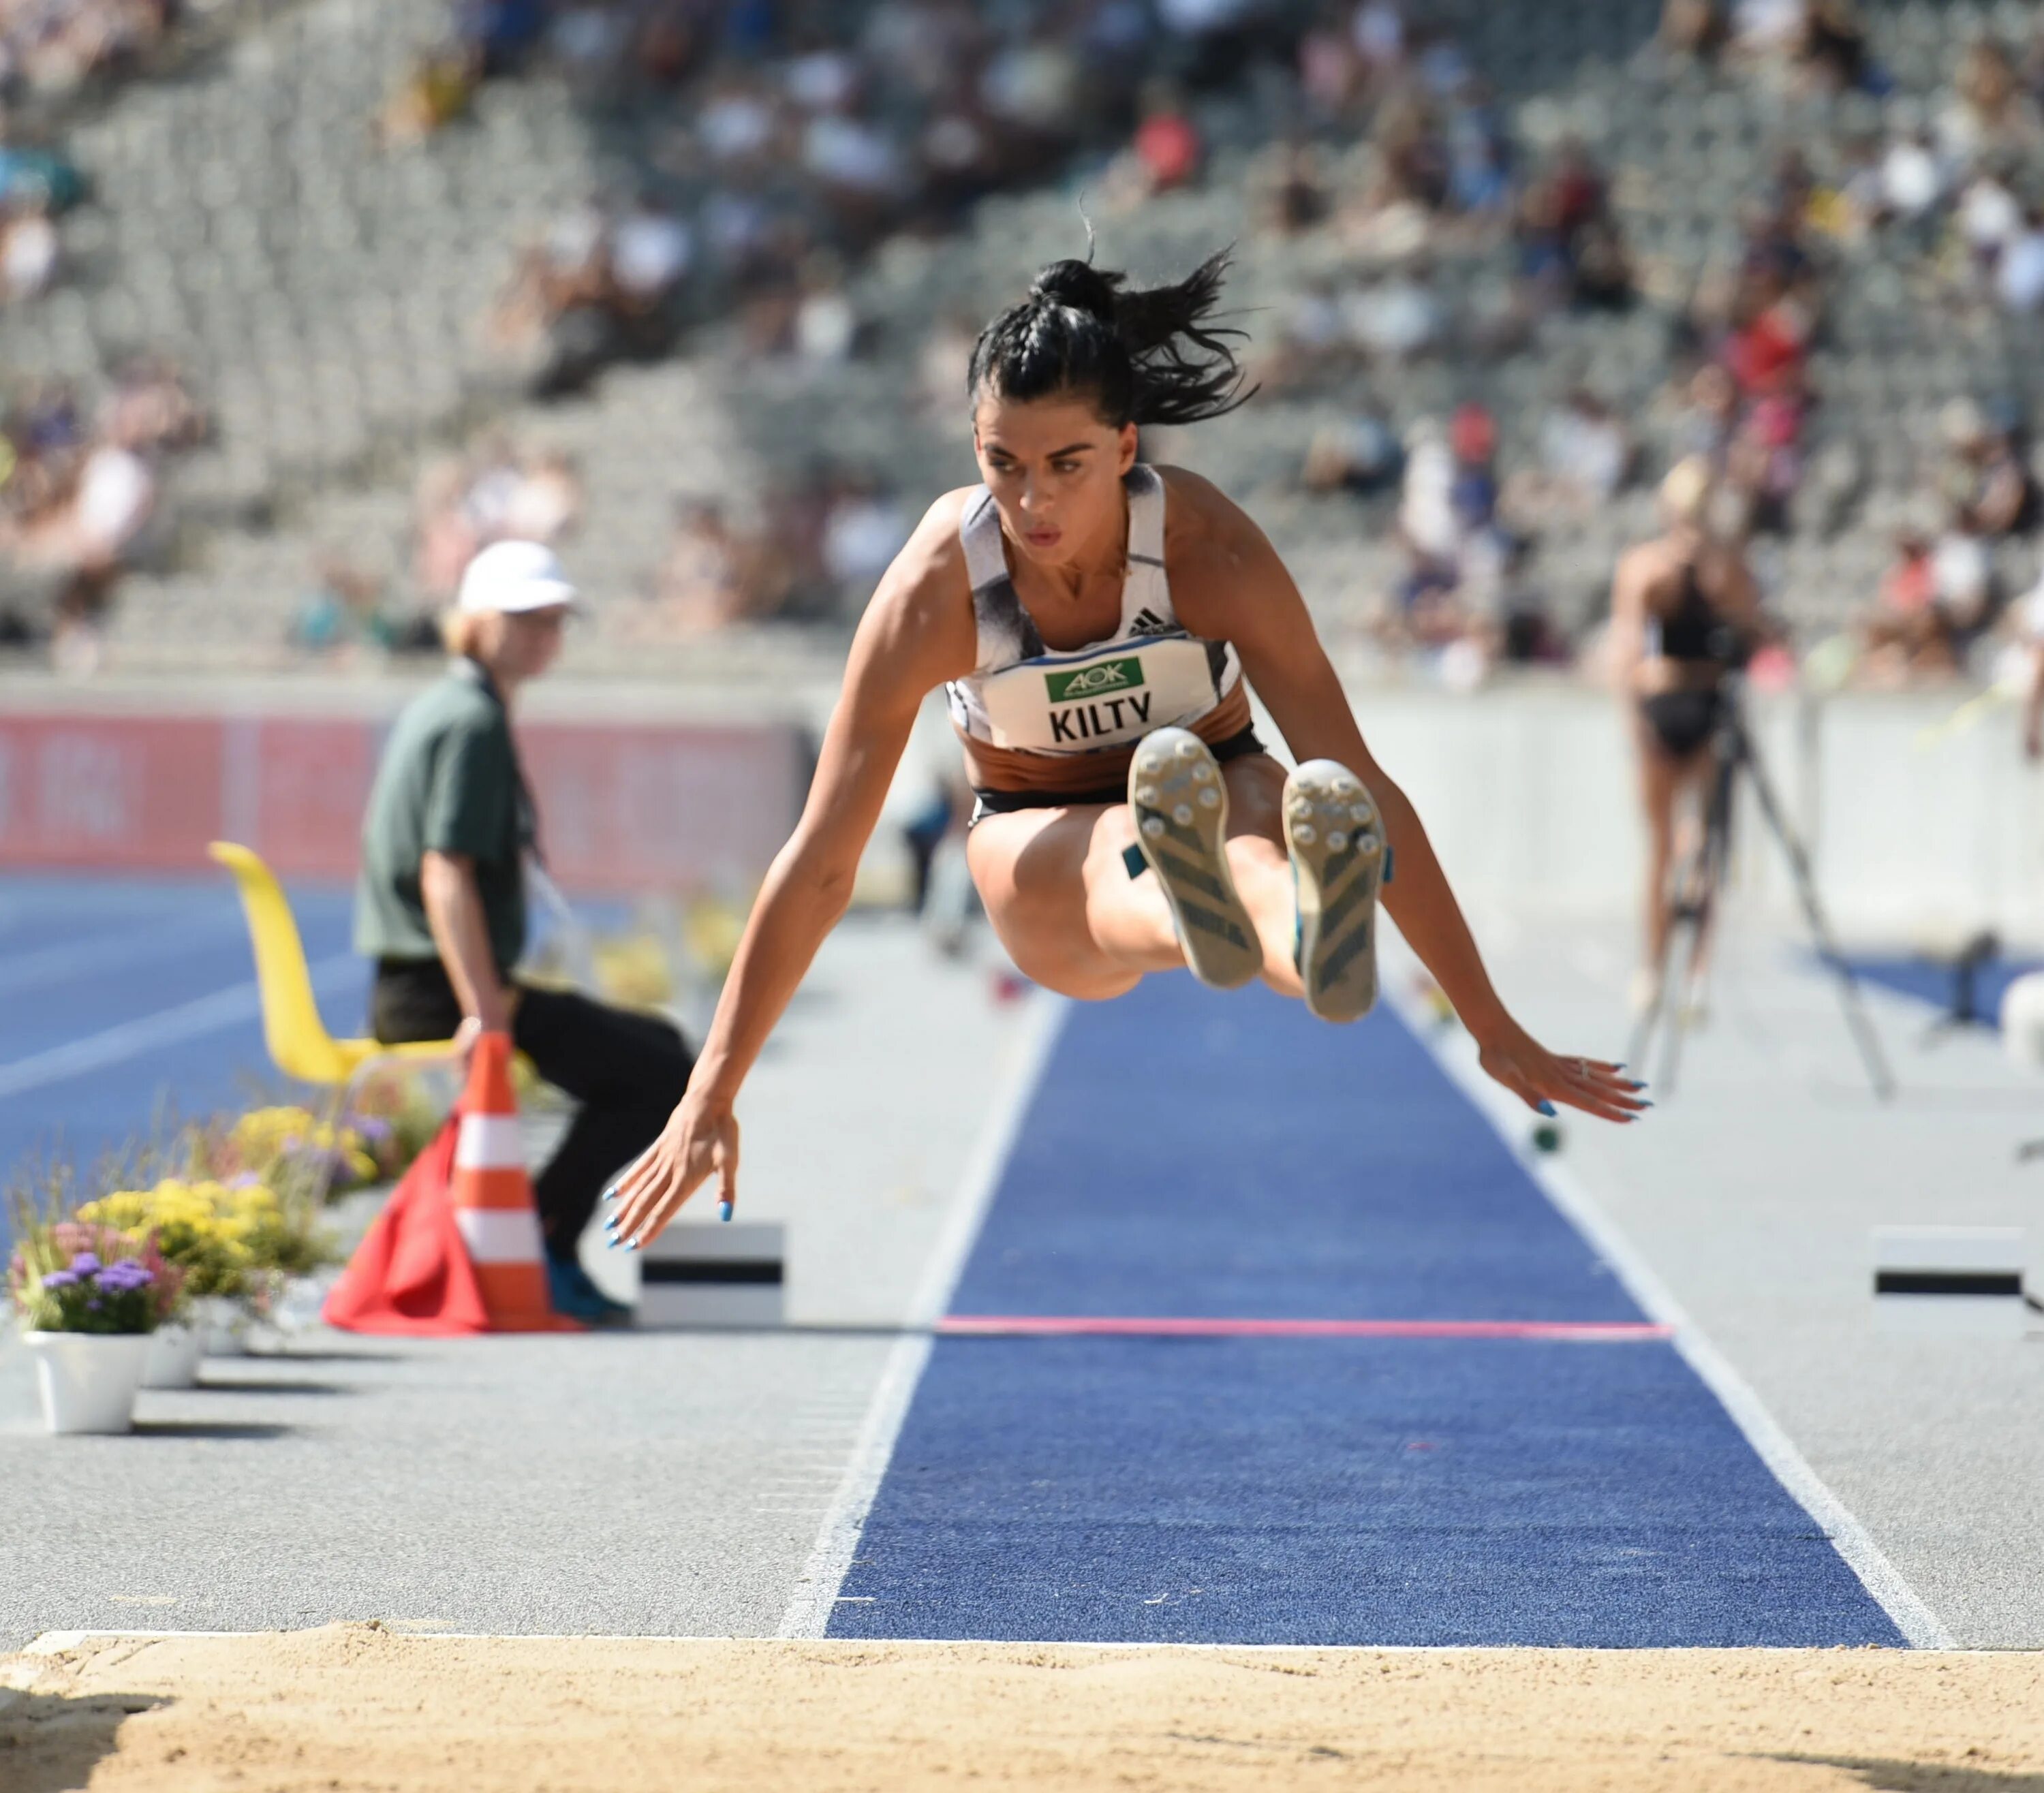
{"left": 604, "top": 1094, "right": 740, "bottom": 1250}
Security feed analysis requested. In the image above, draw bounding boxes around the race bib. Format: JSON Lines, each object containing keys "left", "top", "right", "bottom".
{"left": 976, "top": 635, "right": 1225, "bottom": 754}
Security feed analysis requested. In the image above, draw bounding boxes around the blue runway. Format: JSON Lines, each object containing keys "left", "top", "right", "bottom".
{"left": 831, "top": 978, "right": 1903, "bottom": 1647}
{"left": 0, "top": 873, "right": 362, "bottom": 1258}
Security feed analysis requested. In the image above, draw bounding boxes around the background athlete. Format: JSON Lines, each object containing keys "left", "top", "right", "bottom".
{"left": 609, "top": 251, "right": 1645, "bottom": 1245}
{"left": 1609, "top": 456, "right": 1761, "bottom": 1018}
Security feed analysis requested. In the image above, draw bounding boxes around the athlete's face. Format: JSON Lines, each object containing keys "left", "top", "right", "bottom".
{"left": 972, "top": 392, "right": 1139, "bottom": 570}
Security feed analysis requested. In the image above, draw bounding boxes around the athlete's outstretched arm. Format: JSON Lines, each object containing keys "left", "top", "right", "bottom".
{"left": 1170, "top": 472, "right": 1642, "bottom": 1125}
{"left": 608, "top": 503, "right": 978, "bottom": 1245}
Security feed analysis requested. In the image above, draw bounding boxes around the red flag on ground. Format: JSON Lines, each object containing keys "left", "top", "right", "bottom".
{"left": 322, "top": 1117, "right": 490, "bottom": 1336}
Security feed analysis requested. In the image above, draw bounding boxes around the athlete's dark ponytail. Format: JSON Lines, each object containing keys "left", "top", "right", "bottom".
{"left": 968, "top": 249, "right": 1253, "bottom": 429}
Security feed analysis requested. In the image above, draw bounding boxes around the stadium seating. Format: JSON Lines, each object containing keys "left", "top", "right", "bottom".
{"left": 26, "top": 0, "right": 2044, "bottom": 669}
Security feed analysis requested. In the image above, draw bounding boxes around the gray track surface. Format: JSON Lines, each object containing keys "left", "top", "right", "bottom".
{"left": 0, "top": 916, "right": 1032, "bottom": 1649}
{"left": 1442, "top": 913, "right": 2044, "bottom": 1649}
{"left": 5, "top": 906, "right": 2039, "bottom": 1649}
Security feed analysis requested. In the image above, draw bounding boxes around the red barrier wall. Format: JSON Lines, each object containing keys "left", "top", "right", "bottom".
{"left": 0, "top": 711, "right": 808, "bottom": 890}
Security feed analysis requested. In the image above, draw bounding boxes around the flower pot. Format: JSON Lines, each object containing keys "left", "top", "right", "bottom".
{"left": 195, "top": 1296, "right": 248, "bottom": 1356}
{"left": 141, "top": 1322, "right": 204, "bottom": 1389}
{"left": 24, "top": 1330, "right": 151, "bottom": 1435}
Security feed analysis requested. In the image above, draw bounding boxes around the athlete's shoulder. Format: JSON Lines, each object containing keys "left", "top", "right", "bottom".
{"left": 846, "top": 485, "right": 980, "bottom": 685}
{"left": 1613, "top": 535, "right": 1675, "bottom": 598}
{"left": 878, "top": 486, "right": 976, "bottom": 598}
{"left": 1153, "top": 463, "right": 1265, "bottom": 557}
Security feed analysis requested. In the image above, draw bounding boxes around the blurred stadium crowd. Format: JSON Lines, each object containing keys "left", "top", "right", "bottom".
{"left": 3, "top": 0, "right": 2044, "bottom": 691}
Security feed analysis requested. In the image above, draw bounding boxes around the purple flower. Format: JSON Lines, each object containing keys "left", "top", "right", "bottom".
{"left": 40, "top": 1268, "right": 79, "bottom": 1290}
{"left": 96, "top": 1261, "right": 154, "bottom": 1292}
{"left": 228, "top": 1172, "right": 264, "bottom": 1189}
{"left": 352, "top": 1117, "right": 392, "bottom": 1142}
{"left": 69, "top": 1251, "right": 102, "bottom": 1276}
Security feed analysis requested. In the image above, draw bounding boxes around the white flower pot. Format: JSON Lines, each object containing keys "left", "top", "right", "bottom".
{"left": 195, "top": 1296, "right": 249, "bottom": 1356}
{"left": 24, "top": 1330, "right": 151, "bottom": 1435}
{"left": 141, "top": 1322, "right": 204, "bottom": 1389}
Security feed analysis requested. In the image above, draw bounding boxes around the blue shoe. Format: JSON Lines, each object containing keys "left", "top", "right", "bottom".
{"left": 546, "top": 1256, "right": 634, "bottom": 1328}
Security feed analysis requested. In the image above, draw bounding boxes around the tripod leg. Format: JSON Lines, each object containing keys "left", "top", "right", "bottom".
{"left": 1736, "top": 733, "right": 1896, "bottom": 1102}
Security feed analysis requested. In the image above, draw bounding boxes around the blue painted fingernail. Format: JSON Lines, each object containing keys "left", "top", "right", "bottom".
{"left": 624, "top": 1238, "right": 639, "bottom": 1253}
{"left": 1628, "top": 1080, "right": 1649, "bottom": 1091}
{"left": 601, "top": 1188, "right": 618, "bottom": 1205}
{"left": 1536, "top": 1100, "right": 1557, "bottom": 1117}
{"left": 604, "top": 1235, "right": 619, "bottom": 1250}
{"left": 603, "top": 1217, "right": 619, "bottom": 1234}
{"left": 1638, "top": 1100, "right": 1654, "bottom": 1110}
{"left": 718, "top": 1201, "right": 733, "bottom": 1223}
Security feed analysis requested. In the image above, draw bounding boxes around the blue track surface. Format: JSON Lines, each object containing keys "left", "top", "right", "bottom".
{"left": 832, "top": 978, "right": 1902, "bottom": 1647}
{"left": 1838, "top": 952, "right": 2039, "bottom": 1028}
{"left": 0, "top": 873, "right": 361, "bottom": 1256}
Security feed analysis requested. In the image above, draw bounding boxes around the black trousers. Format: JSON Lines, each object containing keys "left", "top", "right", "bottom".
{"left": 371, "top": 960, "right": 693, "bottom": 1258}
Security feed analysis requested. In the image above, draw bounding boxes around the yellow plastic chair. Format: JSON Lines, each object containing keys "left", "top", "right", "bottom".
{"left": 208, "top": 841, "right": 460, "bottom": 1091}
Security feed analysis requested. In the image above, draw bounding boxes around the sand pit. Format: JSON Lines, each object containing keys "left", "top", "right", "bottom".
{"left": 3, "top": 1625, "right": 2042, "bottom": 1792}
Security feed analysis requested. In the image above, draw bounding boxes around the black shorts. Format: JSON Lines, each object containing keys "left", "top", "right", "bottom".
{"left": 968, "top": 726, "right": 1267, "bottom": 826}
{"left": 1639, "top": 689, "right": 1723, "bottom": 762}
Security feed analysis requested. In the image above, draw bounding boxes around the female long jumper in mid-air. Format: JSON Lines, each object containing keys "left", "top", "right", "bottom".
{"left": 606, "top": 250, "right": 1647, "bottom": 1245}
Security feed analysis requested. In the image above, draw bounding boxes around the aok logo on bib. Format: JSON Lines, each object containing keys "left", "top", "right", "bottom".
{"left": 1044, "top": 657, "right": 1152, "bottom": 743}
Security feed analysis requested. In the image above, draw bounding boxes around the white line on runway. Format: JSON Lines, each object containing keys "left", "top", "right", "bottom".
{"left": 775, "top": 990, "right": 1066, "bottom": 1640}
{"left": 0, "top": 954, "right": 360, "bottom": 1100}
{"left": 1380, "top": 953, "right": 1957, "bottom": 1652}
{"left": 0, "top": 911, "right": 237, "bottom": 1001}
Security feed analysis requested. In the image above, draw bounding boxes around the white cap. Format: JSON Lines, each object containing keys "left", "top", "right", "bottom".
{"left": 456, "top": 540, "right": 580, "bottom": 615}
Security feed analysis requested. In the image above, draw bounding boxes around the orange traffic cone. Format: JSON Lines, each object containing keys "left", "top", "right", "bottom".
{"left": 451, "top": 1032, "right": 580, "bottom": 1333}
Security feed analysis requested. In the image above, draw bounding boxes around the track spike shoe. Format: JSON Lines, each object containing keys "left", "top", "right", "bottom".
{"left": 1284, "top": 759, "right": 1386, "bottom": 1023}
{"left": 1126, "top": 728, "right": 1261, "bottom": 991}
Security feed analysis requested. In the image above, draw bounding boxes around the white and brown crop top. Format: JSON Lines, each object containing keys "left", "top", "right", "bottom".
{"left": 945, "top": 465, "right": 1251, "bottom": 794}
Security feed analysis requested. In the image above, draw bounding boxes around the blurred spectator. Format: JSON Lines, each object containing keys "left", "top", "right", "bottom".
{"left": 1504, "top": 389, "right": 1633, "bottom": 520}
{"left": 609, "top": 192, "right": 693, "bottom": 320}
{"left": 413, "top": 439, "right": 581, "bottom": 605}
{"left": 1934, "top": 399, "right": 2036, "bottom": 538}
{"left": 1798, "top": 0, "right": 1870, "bottom": 95}
{"left": 1879, "top": 127, "right": 1945, "bottom": 246}
{"left": 1301, "top": 403, "right": 1404, "bottom": 497}
{"left": 293, "top": 555, "right": 396, "bottom": 657}
{"left": 1940, "top": 36, "right": 2039, "bottom": 164}
{"left": 793, "top": 251, "right": 858, "bottom": 364}
{"left": 1346, "top": 265, "right": 1442, "bottom": 363}
{"left": 1858, "top": 516, "right": 1957, "bottom": 685}
{"left": 1249, "top": 140, "right": 1332, "bottom": 238}
{"left": 1127, "top": 81, "right": 1205, "bottom": 196}
{"left": 1660, "top": 0, "right": 1729, "bottom": 64}
{"left": 0, "top": 191, "right": 57, "bottom": 301}
{"left": 1998, "top": 204, "right": 2044, "bottom": 311}
{"left": 820, "top": 473, "right": 908, "bottom": 608}
{"left": 648, "top": 498, "right": 770, "bottom": 635}
{"left": 1931, "top": 514, "right": 1996, "bottom": 638}
{"left": 0, "top": 0, "right": 173, "bottom": 98}
{"left": 1667, "top": 363, "right": 1743, "bottom": 470}
{"left": 377, "top": 42, "right": 479, "bottom": 145}
{"left": 1515, "top": 138, "right": 1634, "bottom": 313}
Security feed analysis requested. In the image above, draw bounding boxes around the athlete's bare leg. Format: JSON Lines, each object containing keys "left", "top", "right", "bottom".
{"left": 1634, "top": 723, "right": 1714, "bottom": 997}
{"left": 967, "top": 753, "right": 1306, "bottom": 1001}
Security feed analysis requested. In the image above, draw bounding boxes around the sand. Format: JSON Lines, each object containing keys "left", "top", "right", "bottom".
{"left": 4, "top": 1625, "right": 2041, "bottom": 1792}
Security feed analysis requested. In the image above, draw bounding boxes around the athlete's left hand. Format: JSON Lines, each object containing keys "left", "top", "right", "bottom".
{"left": 1475, "top": 1020, "right": 1647, "bottom": 1123}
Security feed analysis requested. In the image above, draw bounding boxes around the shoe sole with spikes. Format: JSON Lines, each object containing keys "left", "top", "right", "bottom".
{"left": 1285, "top": 759, "right": 1386, "bottom": 1023}
{"left": 1127, "top": 728, "right": 1262, "bottom": 991}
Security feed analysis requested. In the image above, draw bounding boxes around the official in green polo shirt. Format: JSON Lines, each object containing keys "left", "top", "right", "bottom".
{"left": 355, "top": 540, "right": 692, "bottom": 1326}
